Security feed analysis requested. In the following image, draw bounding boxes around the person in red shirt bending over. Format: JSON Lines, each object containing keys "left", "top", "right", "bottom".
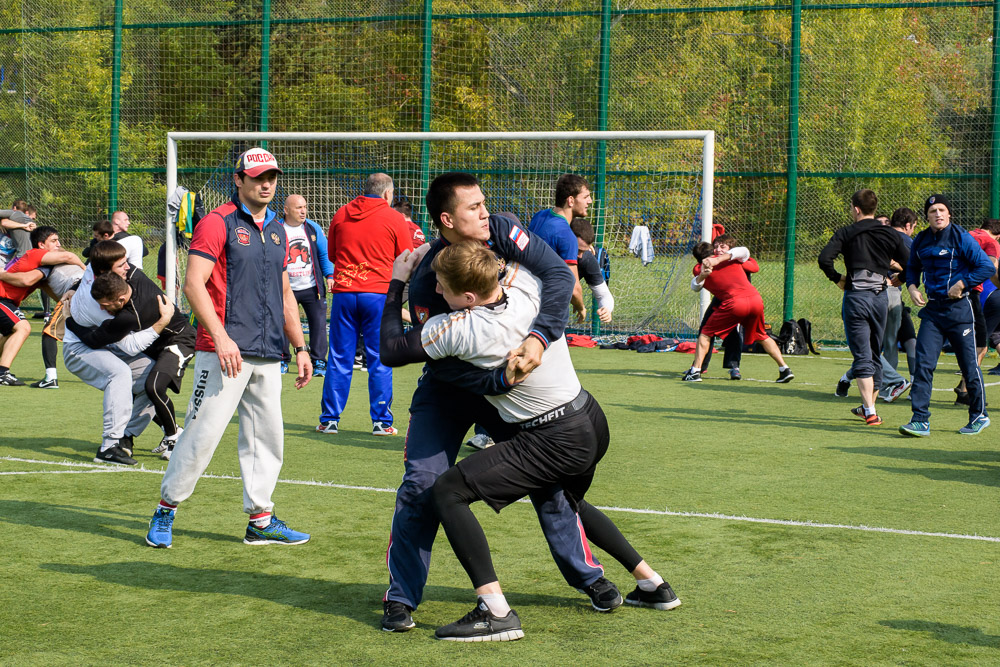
{"left": 0, "top": 225, "right": 84, "bottom": 385}
{"left": 682, "top": 239, "right": 793, "bottom": 383}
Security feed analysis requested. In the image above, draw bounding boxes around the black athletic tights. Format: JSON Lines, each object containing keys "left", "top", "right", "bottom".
{"left": 41, "top": 333, "right": 57, "bottom": 369}
{"left": 433, "top": 466, "right": 643, "bottom": 588}
{"left": 145, "top": 366, "right": 179, "bottom": 437}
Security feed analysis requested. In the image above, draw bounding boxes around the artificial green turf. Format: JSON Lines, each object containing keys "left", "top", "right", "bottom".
{"left": 2, "top": 331, "right": 999, "bottom": 665}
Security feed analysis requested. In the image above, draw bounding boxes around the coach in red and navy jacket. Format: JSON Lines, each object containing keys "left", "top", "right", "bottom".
{"left": 317, "top": 172, "right": 413, "bottom": 436}
{"left": 150, "top": 147, "right": 313, "bottom": 550}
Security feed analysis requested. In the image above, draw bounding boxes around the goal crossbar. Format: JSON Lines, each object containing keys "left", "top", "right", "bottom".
{"left": 165, "top": 130, "right": 715, "bottom": 312}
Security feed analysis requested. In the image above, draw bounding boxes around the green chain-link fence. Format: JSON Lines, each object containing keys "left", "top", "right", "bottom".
{"left": 2, "top": 0, "right": 999, "bottom": 342}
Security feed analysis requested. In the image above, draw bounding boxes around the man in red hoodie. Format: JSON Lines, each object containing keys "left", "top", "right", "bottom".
{"left": 318, "top": 173, "right": 414, "bottom": 436}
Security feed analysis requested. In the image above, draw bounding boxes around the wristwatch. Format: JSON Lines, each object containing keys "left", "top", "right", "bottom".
{"left": 293, "top": 346, "right": 309, "bottom": 354}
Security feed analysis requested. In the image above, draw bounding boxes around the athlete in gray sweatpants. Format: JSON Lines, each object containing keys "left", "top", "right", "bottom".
{"left": 63, "top": 341, "right": 155, "bottom": 451}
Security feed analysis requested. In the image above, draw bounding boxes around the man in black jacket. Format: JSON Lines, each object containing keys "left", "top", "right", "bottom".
{"left": 67, "top": 266, "right": 195, "bottom": 459}
{"left": 819, "top": 189, "right": 910, "bottom": 425}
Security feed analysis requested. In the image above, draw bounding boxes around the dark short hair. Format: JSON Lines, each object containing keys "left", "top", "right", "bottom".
{"left": 570, "top": 218, "right": 596, "bottom": 245}
{"left": 90, "top": 240, "right": 127, "bottom": 274}
{"left": 24, "top": 205, "right": 36, "bottom": 215}
{"left": 392, "top": 198, "right": 412, "bottom": 219}
{"left": 713, "top": 233, "right": 736, "bottom": 247}
{"left": 890, "top": 207, "right": 917, "bottom": 229}
{"left": 30, "top": 225, "right": 58, "bottom": 248}
{"left": 851, "top": 189, "right": 878, "bottom": 216}
{"left": 692, "top": 241, "right": 714, "bottom": 263}
{"left": 554, "top": 174, "right": 589, "bottom": 207}
{"left": 426, "top": 172, "right": 480, "bottom": 229}
{"left": 93, "top": 219, "right": 114, "bottom": 236}
{"left": 981, "top": 218, "right": 1000, "bottom": 235}
{"left": 11, "top": 199, "right": 27, "bottom": 211}
{"left": 91, "top": 272, "right": 129, "bottom": 302}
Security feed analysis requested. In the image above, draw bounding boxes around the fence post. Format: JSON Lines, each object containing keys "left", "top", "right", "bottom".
{"left": 108, "top": 0, "right": 123, "bottom": 214}
{"left": 419, "top": 0, "right": 433, "bottom": 233}
{"left": 592, "top": 0, "right": 612, "bottom": 334}
{"left": 783, "top": 0, "right": 802, "bottom": 321}
{"left": 260, "top": 0, "right": 271, "bottom": 143}
{"left": 991, "top": 0, "right": 1000, "bottom": 217}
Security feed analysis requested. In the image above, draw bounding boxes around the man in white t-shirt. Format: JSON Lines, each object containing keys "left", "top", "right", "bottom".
{"left": 281, "top": 194, "right": 334, "bottom": 375}
{"left": 380, "top": 241, "right": 681, "bottom": 642}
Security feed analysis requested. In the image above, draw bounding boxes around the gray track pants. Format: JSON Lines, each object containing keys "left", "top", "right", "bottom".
{"left": 160, "top": 353, "right": 284, "bottom": 515}
{"left": 63, "top": 341, "right": 155, "bottom": 450}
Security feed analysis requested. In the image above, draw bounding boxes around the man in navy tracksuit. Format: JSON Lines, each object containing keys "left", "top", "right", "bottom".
{"left": 378, "top": 172, "right": 620, "bottom": 633}
{"left": 900, "top": 194, "right": 994, "bottom": 437}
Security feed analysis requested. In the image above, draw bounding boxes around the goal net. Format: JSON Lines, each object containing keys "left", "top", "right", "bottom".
{"left": 165, "top": 131, "right": 714, "bottom": 339}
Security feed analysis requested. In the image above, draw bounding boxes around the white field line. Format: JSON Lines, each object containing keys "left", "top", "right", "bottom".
{"left": 2, "top": 456, "right": 998, "bottom": 544}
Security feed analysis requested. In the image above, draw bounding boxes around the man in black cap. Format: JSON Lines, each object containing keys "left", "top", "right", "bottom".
{"left": 899, "top": 194, "right": 994, "bottom": 437}
{"left": 819, "top": 189, "right": 910, "bottom": 426}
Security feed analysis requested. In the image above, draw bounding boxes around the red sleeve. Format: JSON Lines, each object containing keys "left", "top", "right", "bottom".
{"left": 692, "top": 263, "right": 702, "bottom": 276}
{"left": 327, "top": 215, "right": 338, "bottom": 261}
{"left": 395, "top": 217, "right": 415, "bottom": 254}
{"left": 188, "top": 213, "right": 226, "bottom": 262}
{"left": 743, "top": 258, "right": 760, "bottom": 273}
{"left": 11, "top": 248, "right": 47, "bottom": 273}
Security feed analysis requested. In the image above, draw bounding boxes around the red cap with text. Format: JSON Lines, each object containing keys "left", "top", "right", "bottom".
{"left": 234, "top": 147, "right": 284, "bottom": 177}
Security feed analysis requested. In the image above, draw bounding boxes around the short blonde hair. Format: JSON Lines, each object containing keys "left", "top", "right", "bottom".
{"left": 431, "top": 241, "right": 499, "bottom": 298}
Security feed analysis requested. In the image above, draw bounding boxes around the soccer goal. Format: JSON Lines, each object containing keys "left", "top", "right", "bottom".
{"left": 165, "top": 131, "right": 715, "bottom": 338}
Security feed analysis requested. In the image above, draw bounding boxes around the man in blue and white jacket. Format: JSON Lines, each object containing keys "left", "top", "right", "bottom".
{"left": 900, "top": 194, "right": 995, "bottom": 437}
{"left": 281, "top": 194, "right": 335, "bottom": 375}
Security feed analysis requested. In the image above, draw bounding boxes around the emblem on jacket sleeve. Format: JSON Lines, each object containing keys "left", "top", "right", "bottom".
{"left": 415, "top": 306, "right": 429, "bottom": 323}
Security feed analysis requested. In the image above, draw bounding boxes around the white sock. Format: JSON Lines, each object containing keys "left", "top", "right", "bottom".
{"left": 779, "top": 365, "right": 789, "bottom": 372}
{"left": 840, "top": 373, "right": 850, "bottom": 383}
{"left": 863, "top": 405, "right": 876, "bottom": 417}
{"left": 165, "top": 427, "right": 183, "bottom": 443}
{"left": 637, "top": 574, "right": 664, "bottom": 592}
{"left": 479, "top": 593, "right": 511, "bottom": 617}
{"left": 45, "top": 367, "right": 57, "bottom": 381}
{"left": 250, "top": 512, "right": 272, "bottom": 528}
{"left": 690, "top": 366, "right": 699, "bottom": 373}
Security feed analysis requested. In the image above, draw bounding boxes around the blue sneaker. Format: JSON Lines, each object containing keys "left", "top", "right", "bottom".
{"left": 313, "top": 359, "right": 326, "bottom": 377}
{"left": 280, "top": 361, "right": 288, "bottom": 374}
{"left": 244, "top": 514, "right": 310, "bottom": 545}
{"left": 899, "top": 421, "right": 930, "bottom": 437}
{"left": 146, "top": 507, "right": 175, "bottom": 548}
{"left": 958, "top": 415, "right": 990, "bottom": 435}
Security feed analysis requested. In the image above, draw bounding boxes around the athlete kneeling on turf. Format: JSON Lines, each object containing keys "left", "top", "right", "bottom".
{"left": 382, "top": 241, "right": 680, "bottom": 643}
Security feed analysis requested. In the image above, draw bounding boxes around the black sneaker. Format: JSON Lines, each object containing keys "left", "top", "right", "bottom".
{"left": 578, "top": 576, "right": 623, "bottom": 612}
{"left": 988, "top": 363, "right": 1000, "bottom": 376}
{"left": 434, "top": 598, "right": 523, "bottom": 642}
{"left": 0, "top": 371, "right": 25, "bottom": 386}
{"left": 381, "top": 600, "right": 415, "bottom": 632}
{"left": 681, "top": 369, "right": 701, "bottom": 382}
{"left": 850, "top": 405, "right": 866, "bottom": 419}
{"left": 776, "top": 368, "right": 794, "bottom": 383}
{"left": 30, "top": 377, "right": 58, "bottom": 389}
{"left": 955, "top": 390, "right": 971, "bottom": 406}
{"left": 118, "top": 435, "right": 135, "bottom": 458}
{"left": 729, "top": 367, "right": 741, "bottom": 380}
{"left": 835, "top": 379, "right": 850, "bottom": 397}
{"left": 94, "top": 446, "right": 137, "bottom": 466}
{"left": 625, "top": 582, "right": 682, "bottom": 611}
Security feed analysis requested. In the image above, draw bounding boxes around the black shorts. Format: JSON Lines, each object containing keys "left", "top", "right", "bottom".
{"left": 970, "top": 292, "right": 987, "bottom": 347}
{"left": 0, "top": 298, "right": 25, "bottom": 337}
{"left": 151, "top": 342, "right": 195, "bottom": 393}
{"left": 456, "top": 390, "right": 609, "bottom": 513}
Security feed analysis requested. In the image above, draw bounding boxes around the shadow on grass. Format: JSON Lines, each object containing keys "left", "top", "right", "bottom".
{"left": 40, "top": 561, "right": 587, "bottom": 629}
{"left": 0, "top": 436, "right": 99, "bottom": 462}
{"left": 830, "top": 445, "right": 1000, "bottom": 487}
{"left": 880, "top": 620, "right": 1000, "bottom": 647}
{"left": 0, "top": 500, "right": 234, "bottom": 545}
{"left": 604, "top": 403, "right": 885, "bottom": 434}
{"left": 284, "top": 422, "right": 407, "bottom": 452}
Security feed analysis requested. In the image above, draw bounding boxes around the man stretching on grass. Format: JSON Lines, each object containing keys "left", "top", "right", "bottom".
{"left": 382, "top": 241, "right": 680, "bottom": 642}
{"left": 683, "top": 241, "right": 793, "bottom": 383}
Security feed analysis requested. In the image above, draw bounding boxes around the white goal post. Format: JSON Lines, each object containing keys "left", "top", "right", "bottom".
{"left": 165, "top": 130, "right": 715, "bottom": 321}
